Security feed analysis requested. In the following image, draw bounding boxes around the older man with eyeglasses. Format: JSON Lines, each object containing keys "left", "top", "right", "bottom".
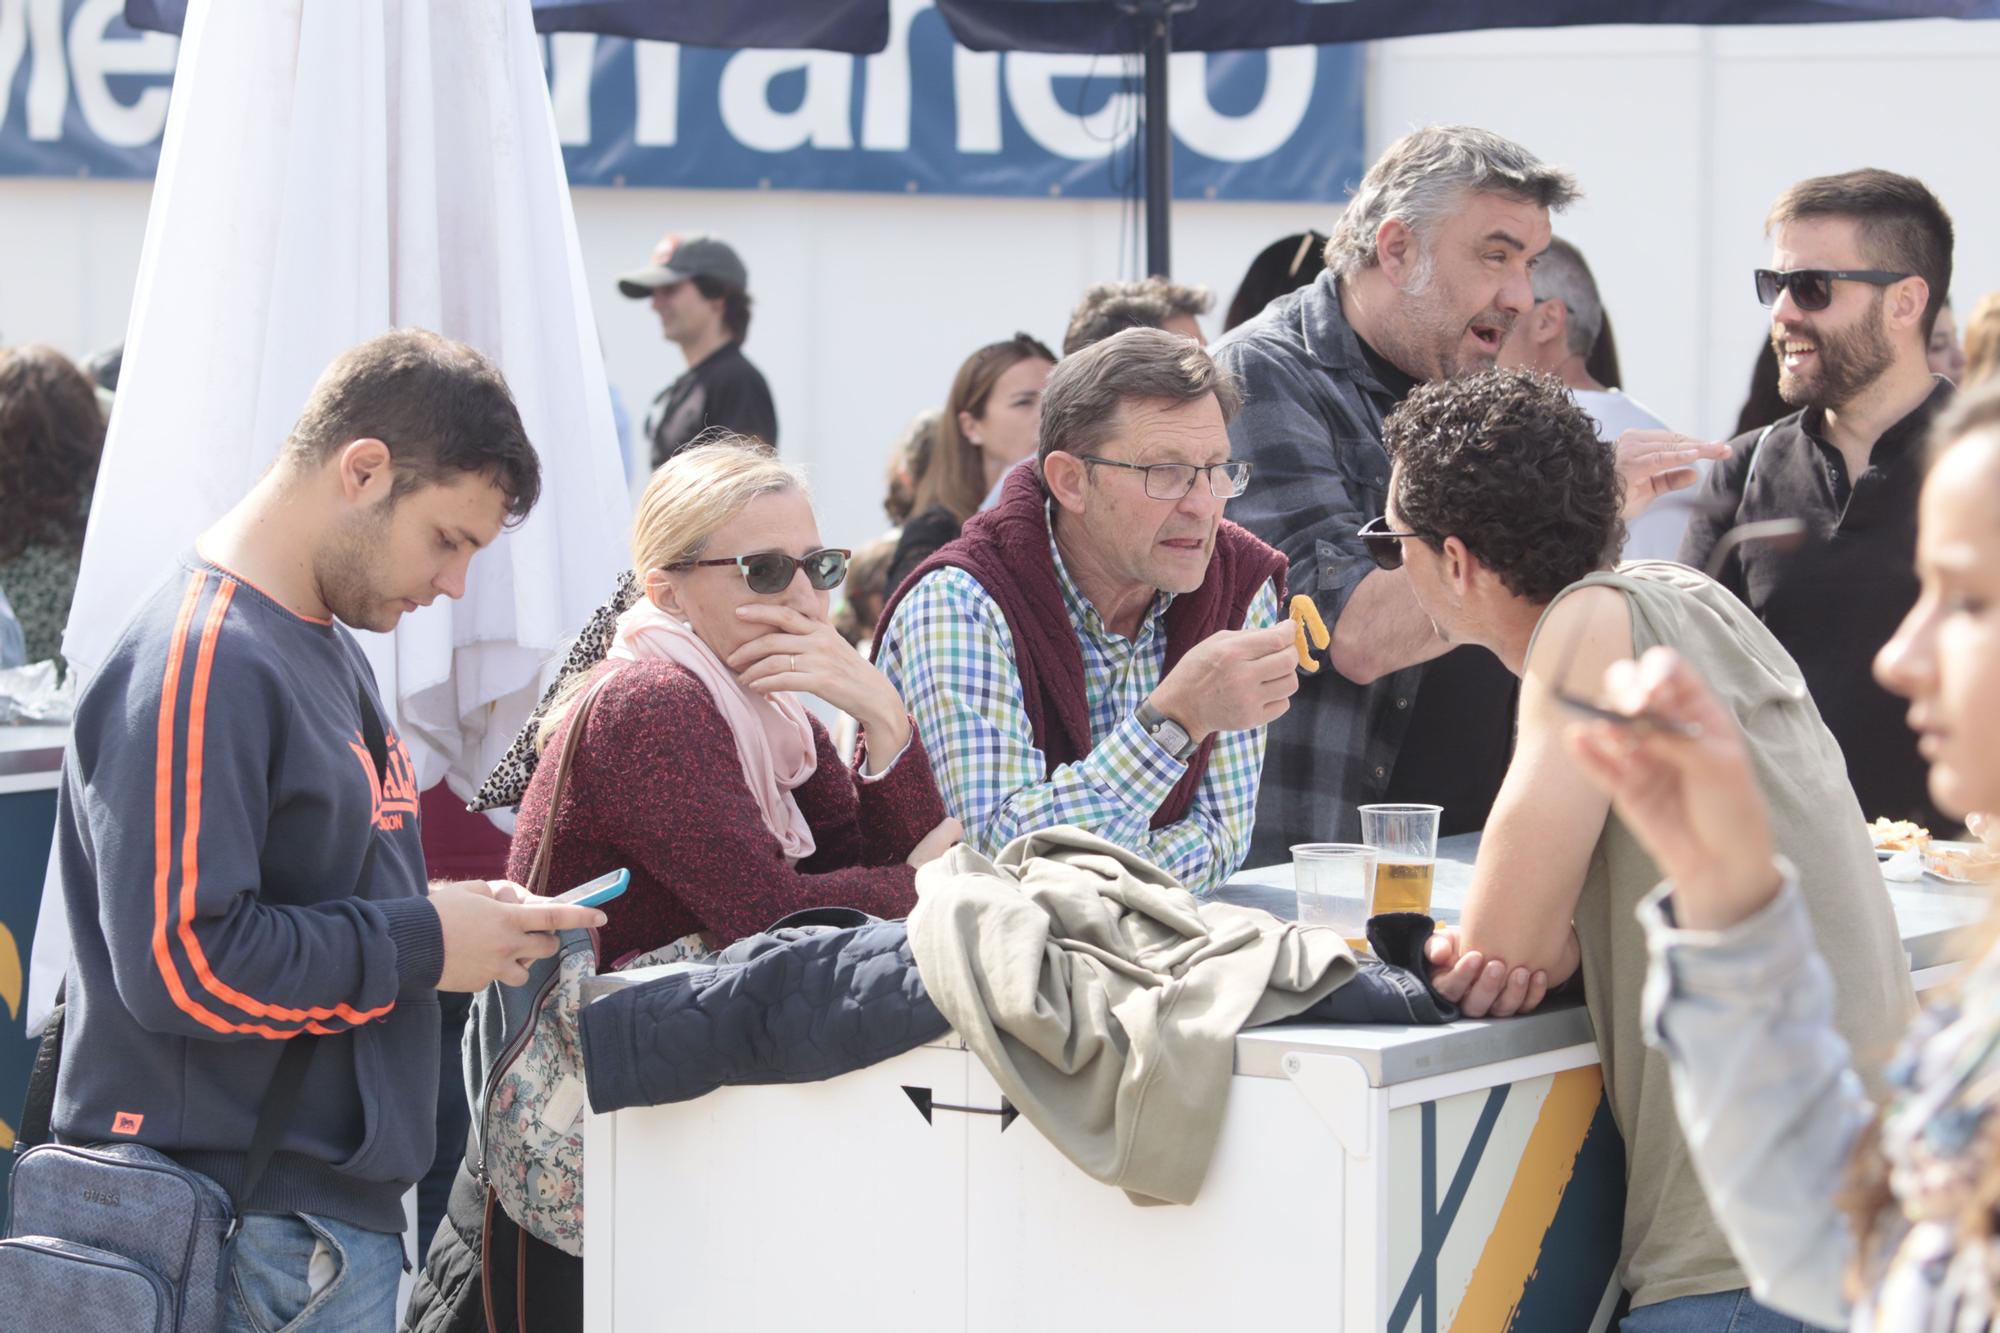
{"left": 1681, "top": 167, "right": 1956, "bottom": 834}
{"left": 873, "top": 327, "right": 1297, "bottom": 893}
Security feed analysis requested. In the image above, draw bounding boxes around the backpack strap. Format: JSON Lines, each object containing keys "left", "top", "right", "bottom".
{"left": 14, "top": 984, "right": 65, "bottom": 1152}
{"left": 523, "top": 668, "right": 621, "bottom": 899}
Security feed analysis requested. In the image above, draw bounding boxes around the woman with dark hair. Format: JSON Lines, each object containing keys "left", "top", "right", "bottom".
{"left": 1734, "top": 336, "right": 1789, "bottom": 437}
{"left": 1223, "top": 231, "right": 1328, "bottom": 332}
{"left": 1585, "top": 310, "right": 1623, "bottom": 390}
{"left": 881, "top": 407, "right": 940, "bottom": 531}
{"left": 0, "top": 344, "right": 106, "bottom": 668}
{"left": 1930, "top": 297, "right": 1967, "bottom": 381}
{"left": 1567, "top": 378, "right": 2000, "bottom": 1329}
{"left": 884, "top": 334, "right": 1055, "bottom": 592}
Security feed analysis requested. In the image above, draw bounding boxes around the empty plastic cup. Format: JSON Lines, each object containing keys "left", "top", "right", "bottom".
{"left": 1290, "top": 842, "right": 1376, "bottom": 950}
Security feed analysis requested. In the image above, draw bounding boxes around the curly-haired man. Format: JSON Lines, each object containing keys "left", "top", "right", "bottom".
{"left": 1377, "top": 368, "right": 1913, "bottom": 1331}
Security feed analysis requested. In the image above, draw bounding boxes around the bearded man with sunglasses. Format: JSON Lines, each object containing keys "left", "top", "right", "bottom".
{"left": 1681, "top": 168, "right": 1955, "bottom": 831}
{"left": 875, "top": 328, "right": 1296, "bottom": 894}
{"left": 1380, "top": 368, "right": 1911, "bottom": 1332}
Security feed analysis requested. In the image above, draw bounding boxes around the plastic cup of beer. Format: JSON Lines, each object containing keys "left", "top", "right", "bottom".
{"left": 1358, "top": 803, "right": 1442, "bottom": 919}
{"left": 1290, "top": 843, "right": 1377, "bottom": 951}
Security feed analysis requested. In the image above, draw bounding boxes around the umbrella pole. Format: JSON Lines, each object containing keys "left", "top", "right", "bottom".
{"left": 1141, "top": 4, "right": 1174, "bottom": 277}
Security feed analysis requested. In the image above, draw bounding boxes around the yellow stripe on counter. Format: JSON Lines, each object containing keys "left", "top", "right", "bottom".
{"left": 1447, "top": 1066, "right": 1604, "bottom": 1333}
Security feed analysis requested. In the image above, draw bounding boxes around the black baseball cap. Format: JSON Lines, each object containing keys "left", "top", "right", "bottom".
{"left": 617, "top": 233, "right": 748, "bottom": 298}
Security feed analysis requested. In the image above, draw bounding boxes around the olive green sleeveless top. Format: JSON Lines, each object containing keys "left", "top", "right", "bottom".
{"left": 1527, "top": 560, "right": 1915, "bottom": 1311}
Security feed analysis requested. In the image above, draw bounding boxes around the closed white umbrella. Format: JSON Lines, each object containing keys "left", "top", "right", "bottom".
{"left": 29, "top": 0, "right": 629, "bottom": 1029}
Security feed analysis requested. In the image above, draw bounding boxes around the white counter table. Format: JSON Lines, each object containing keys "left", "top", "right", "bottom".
{"left": 582, "top": 834, "right": 1982, "bottom": 1333}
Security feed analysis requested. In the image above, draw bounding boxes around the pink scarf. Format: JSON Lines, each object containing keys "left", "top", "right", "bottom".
{"left": 608, "top": 598, "right": 818, "bottom": 861}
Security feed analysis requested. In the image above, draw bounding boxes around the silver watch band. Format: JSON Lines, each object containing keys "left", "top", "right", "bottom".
{"left": 1136, "top": 700, "right": 1199, "bottom": 762}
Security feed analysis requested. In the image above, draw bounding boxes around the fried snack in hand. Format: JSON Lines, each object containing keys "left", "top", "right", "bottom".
{"left": 1289, "top": 594, "right": 1330, "bottom": 674}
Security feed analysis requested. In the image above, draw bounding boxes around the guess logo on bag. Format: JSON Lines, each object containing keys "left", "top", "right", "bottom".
{"left": 110, "top": 1111, "right": 144, "bottom": 1135}
{"left": 82, "top": 1187, "right": 122, "bottom": 1208}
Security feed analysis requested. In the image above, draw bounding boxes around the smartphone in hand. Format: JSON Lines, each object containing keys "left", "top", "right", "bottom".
{"left": 551, "top": 868, "right": 630, "bottom": 908}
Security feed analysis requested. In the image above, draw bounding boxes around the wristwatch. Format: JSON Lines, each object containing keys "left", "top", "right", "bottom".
{"left": 1135, "top": 699, "right": 1200, "bottom": 762}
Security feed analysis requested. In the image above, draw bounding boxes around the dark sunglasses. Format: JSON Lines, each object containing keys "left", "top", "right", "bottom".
{"left": 668, "top": 547, "right": 852, "bottom": 594}
{"left": 1357, "top": 513, "right": 1430, "bottom": 571}
{"left": 1548, "top": 519, "right": 1808, "bottom": 737}
{"left": 1753, "top": 268, "right": 1910, "bottom": 312}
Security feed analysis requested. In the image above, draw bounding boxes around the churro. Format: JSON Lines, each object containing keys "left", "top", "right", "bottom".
{"left": 1289, "top": 594, "right": 1329, "bottom": 673}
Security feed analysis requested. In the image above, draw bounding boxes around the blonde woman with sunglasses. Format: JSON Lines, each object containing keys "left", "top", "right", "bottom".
{"left": 511, "top": 438, "right": 960, "bottom": 983}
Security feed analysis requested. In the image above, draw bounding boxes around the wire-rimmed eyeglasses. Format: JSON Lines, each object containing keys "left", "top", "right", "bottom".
{"left": 1077, "top": 455, "right": 1252, "bottom": 500}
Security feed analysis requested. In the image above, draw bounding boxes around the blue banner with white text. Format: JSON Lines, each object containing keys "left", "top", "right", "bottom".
{"left": 1, "top": 0, "right": 1364, "bottom": 201}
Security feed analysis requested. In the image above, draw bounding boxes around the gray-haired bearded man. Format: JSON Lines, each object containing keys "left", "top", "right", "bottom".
{"left": 1212, "top": 124, "right": 1726, "bottom": 861}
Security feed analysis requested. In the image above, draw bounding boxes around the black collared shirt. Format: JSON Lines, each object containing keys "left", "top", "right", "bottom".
{"left": 1679, "top": 378, "right": 1950, "bottom": 827}
{"left": 1357, "top": 334, "right": 1420, "bottom": 404}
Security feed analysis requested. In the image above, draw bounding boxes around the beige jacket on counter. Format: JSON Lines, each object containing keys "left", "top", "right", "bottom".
{"left": 908, "top": 826, "right": 1358, "bottom": 1206}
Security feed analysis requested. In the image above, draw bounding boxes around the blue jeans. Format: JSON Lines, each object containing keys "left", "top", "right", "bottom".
{"left": 221, "top": 1211, "right": 405, "bottom": 1333}
{"left": 1622, "top": 1288, "right": 1826, "bottom": 1333}
{"left": 419, "top": 990, "right": 474, "bottom": 1258}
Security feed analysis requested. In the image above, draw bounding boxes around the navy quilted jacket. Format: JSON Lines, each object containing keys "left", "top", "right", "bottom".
{"left": 580, "top": 914, "right": 948, "bottom": 1113}
{"left": 578, "top": 911, "right": 1456, "bottom": 1115}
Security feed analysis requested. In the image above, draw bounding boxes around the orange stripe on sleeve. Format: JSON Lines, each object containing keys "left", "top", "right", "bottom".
{"left": 174, "top": 580, "right": 393, "bottom": 1029}
{"left": 146, "top": 573, "right": 304, "bottom": 1037}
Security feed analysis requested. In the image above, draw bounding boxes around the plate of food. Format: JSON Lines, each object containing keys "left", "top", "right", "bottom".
{"left": 1870, "top": 817, "right": 1931, "bottom": 857}
{"left": 1926, "top": 840, "right": 2000, "bottom": 885}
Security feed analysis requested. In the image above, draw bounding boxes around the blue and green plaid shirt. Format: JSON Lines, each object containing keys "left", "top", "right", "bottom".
{"left": 875, "top": 516, "right": 1278, "bottom": 894}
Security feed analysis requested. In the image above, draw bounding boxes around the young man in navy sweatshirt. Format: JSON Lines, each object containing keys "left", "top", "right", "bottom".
{"left": 50, "top": 329, "right": 608, "bottom": 1332}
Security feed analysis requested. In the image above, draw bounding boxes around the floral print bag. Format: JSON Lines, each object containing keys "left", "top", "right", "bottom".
{"left": 462, "top": 669, "right": 709, "bottom": 1257}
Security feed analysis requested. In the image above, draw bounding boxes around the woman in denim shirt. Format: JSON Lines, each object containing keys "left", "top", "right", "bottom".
{"left": 1565, "top": 378, "right": 2000, "bottom": 1330}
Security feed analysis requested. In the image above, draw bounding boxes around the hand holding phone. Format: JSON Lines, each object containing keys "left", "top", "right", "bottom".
{"left": 551, "top": 868, "right": 630, "bottom": 909}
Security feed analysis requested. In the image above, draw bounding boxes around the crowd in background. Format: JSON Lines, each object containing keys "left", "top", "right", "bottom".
{"left": 11, "top": 215, "right": 2000, "bottom": 684}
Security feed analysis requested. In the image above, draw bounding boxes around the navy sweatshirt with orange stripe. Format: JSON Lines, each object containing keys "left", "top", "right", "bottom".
{"left": 51, "top": 557, "right": 445, "bottom": 1234}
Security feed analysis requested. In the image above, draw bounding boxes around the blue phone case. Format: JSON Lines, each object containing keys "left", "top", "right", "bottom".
{"left": 560, "top": 867, "right": 630, "bottom": 908}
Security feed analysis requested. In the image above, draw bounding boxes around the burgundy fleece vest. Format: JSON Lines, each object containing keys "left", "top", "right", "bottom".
{"left": 875, "top": 462, "right": 1287, "bottom": 829}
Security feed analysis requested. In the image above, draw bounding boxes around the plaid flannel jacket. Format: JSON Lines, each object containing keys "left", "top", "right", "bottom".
{"left": 1210, "top": 271, "right": 1429, "bottom": 862}
{"left": 874, "top": 518, "right": 1278, "bottom": 896}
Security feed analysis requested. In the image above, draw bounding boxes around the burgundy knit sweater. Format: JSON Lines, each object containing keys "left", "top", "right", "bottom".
{"left": 507, "top": 659, "right": 945, "bottom": 965}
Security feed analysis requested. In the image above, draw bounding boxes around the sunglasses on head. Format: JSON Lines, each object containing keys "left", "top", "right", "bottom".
{"left": 669, "top": 547, "right": 852, "bottom": 594}
{"left": 1357, "top": 513, "right": 1430, "bottom": 571}
{"left": 1753, "top": 268, "right": 1910, "bottom": 312}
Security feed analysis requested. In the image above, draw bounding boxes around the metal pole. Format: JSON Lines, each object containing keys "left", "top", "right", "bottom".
{"left": 1142, "top": 8, "right": 1172, "bottom": 277}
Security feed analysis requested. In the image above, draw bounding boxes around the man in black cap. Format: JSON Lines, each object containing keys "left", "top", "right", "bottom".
{"left": 619, "top": 232, "right": 779, "bottom": 466}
